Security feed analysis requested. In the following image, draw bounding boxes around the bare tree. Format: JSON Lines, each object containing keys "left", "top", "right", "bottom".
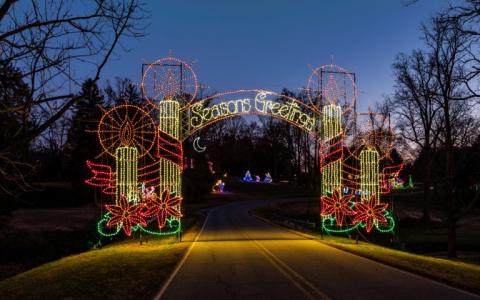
{"left": 0, "top": 0, "right": 146, "bottom": 196}
{"left": 423, "top": 14, "right": 476, "bottom": 257}
{"left": 445, "top": 0, "right": 480, "bottom": 100}
{"left": 104, "top": 77, "right": 143, "bottom": 105}
{"left": 389, "top": 50, "right": 441, "bottom": 222}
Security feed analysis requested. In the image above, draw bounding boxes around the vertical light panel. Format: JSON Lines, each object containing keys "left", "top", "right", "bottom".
{"left": 322, "top": 104, "right": 342, "bottom": 140}
{"left": 360, "top": 148, "right": 380, "bottom": 202}
{"left": 159, "top": 100, "right": 180, "bottom": 139}
{"left": 115, "top": 146, "right": 138, "bottom": 204}
{"left": 321, "top": 104, "right": 343, "bottom": 195}
{"left": 158, "top": 99, "right": 182, "bottom": 197}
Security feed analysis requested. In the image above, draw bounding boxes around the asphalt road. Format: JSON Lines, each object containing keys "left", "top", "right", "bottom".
{"left": 157, "top": 199, "right": 479, "bottom": 300}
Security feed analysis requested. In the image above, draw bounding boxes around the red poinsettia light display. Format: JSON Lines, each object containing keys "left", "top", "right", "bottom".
{"left": 321, "top": 189, "right": 354, "bottom": 226}
{"left": 143, "top": 188, "right": 182, "bottom": 229}
{"left": 352, "top": 194, "right": 388, "bottom": 233}
{"left": 105, "top": 195, "right": 147, "bottom": 236}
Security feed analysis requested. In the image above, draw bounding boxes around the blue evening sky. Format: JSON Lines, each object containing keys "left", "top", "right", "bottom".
{"left": 102, "top": 0, "right": 453, "bottom": 111}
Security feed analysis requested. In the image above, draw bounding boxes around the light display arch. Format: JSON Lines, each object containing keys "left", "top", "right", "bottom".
{"left": 85, "top": 56, "right": 403, "bottom": 239}
{"left": 181, "top": 89, "right": 321, "bottom": 141}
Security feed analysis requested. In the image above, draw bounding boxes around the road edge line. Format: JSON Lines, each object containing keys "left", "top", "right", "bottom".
{"left": 153, "top": 210, "right": 212, "bottom": 300}
{"left": 251, "top": 210, "right": 480, "bottom": 298}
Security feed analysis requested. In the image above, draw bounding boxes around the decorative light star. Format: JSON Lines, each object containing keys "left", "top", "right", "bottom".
{"left": 321, "top": 189, "right": 355, "bottom": 226}
{"left": 105, "top": 194, "right": 147, "bottom": 236}
{"left": 353, "top": 194, "right": 388, "bottom": 233}
{"left": 143, "top": 188, "right": 182, "bottom": 229}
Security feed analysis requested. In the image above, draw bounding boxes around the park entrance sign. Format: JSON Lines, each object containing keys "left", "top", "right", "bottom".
{"left": 85, "top": 56, "right": 403, "bottom": 238}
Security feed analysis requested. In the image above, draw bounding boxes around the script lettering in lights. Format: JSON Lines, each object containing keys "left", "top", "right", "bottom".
{"left": 188, "top": 91, "right": 318, "bottom": 133}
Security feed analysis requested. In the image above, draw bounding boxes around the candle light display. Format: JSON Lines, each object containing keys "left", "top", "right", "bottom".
{"left": 158, "top": 99, "right": 182, "bottom": 197}
{"left": 359, "top": 148, "right": 380, "bottom": 202}
{"left": 321, "top": 104, "right": 343, "bottom": 196}
{"left": 115, "top": 146, "right": 138, "bottom": 204}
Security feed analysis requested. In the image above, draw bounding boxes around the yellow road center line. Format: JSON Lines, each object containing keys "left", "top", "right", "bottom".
{"left": 241, "top": 227, "right": 331, "bottom": 300}
{"left": 253, "top": 240, "right": 331, "bottom": 300}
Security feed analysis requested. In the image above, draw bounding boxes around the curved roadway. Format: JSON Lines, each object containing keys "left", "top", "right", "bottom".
{"left": 158, "top": 199, "right": 479, "bottom": 299}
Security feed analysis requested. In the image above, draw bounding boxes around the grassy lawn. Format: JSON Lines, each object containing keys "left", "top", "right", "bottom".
{"left": 0, "top": 236, "right": 189, "bottom": 299}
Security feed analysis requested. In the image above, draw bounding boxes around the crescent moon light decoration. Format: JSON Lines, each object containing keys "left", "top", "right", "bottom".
{"left": 193, "top": 137, "right": 206, "bottom": 153}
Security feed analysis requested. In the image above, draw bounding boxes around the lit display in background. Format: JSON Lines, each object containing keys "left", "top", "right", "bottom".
{"left": 212, "top": 180, "right": 225, "bottom": 193}
{"left": 243, "top": 170, "right": 253, "bottom": 182}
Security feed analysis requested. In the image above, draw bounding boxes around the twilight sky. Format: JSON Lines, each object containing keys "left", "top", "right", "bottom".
{"left": 102, "top": 0, "right": 453, "bottom": 111}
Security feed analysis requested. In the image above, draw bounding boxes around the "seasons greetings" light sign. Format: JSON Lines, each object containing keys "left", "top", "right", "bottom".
{"left": 187, "top": 91, "right": 318, "bottom": 135}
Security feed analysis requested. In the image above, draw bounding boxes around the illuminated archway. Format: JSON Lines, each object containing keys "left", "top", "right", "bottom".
{"left": 85, "top": 56, "right": 403, "bottom": 238}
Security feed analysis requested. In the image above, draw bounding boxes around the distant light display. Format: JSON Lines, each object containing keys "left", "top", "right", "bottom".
{"left": 264, "top": 173, "right": 273, "bottom": 183}
{"left": 243, "top": 170, "right": 253, "bottom": 182}
{"left": 212, "top": 180, "right": 225, "bottom": 193}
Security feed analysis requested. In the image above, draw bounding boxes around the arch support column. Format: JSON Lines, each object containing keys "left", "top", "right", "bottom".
{"left": 158, "top": 99, "right": 183, "bottom": 197}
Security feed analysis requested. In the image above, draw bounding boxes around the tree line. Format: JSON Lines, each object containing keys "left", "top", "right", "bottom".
{"left": 388, "top": 0, "right": 480, "bottom": 257}
{"left": 0, "top": 0, "right": 146, "bottom": 205}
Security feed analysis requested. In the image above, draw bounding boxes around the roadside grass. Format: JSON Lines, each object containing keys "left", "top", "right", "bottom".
{"left": 320, "top": 236, "right": 480, "bottom": 294}
{"left": 0, "top": 189, "right": 230, "bottom": 300}
{"left": 253, "top": 205, "right": 480, "bottom": 294}
{"left": 0, "top": 184, "right": 235, "bottom": 282}
{"left": 0, "top": 236, "right": 189, "bottom": 300}
{"left": 0, "top": 185, "right": 245, "bottom": 299}
{"left": 256, "top": 197, "right": 480, "bottom": 257}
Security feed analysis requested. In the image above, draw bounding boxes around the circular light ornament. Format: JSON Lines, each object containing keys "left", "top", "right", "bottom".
{"left": 141, "top": 57, "right": 198, "bottom": 106}
{"left": 307, "top": 64, "right": 357, "bottom": 114}
{"left": 98, "top": 104, "right": 156, "bottom": 158}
